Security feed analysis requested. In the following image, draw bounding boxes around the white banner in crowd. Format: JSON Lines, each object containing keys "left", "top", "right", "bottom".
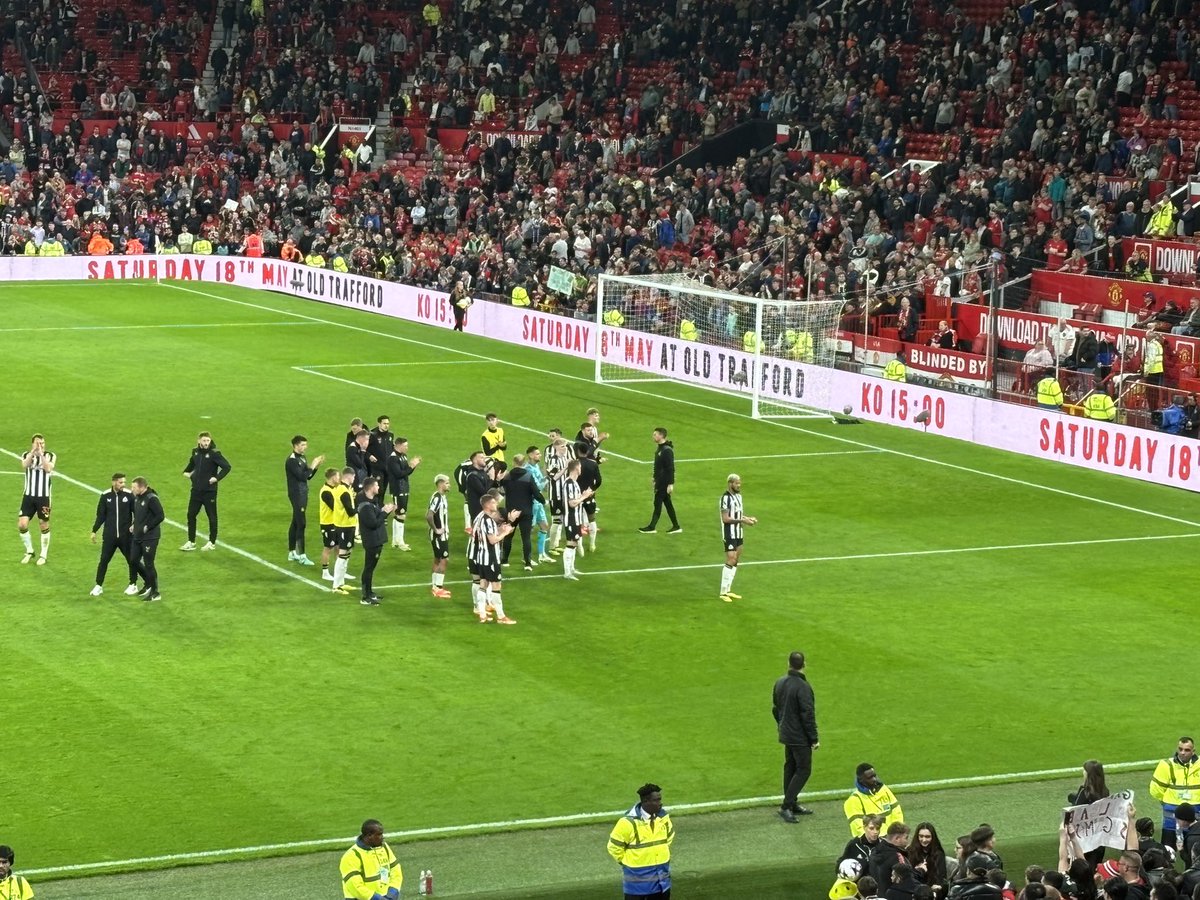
{"left": 6, "top": 255, "right": 1200, "bottom": 493}
{"left": 1062, "top": 790, "right": 1134, "bottom": 854}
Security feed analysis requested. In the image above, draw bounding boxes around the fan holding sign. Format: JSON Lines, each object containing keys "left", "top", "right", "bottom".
{"left": 1060, "top": 790, "right": 1138, "bottom": 862}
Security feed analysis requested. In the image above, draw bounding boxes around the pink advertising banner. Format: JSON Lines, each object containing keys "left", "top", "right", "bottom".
{"left": 6, "top": 255, "right": 1199, "bottom": 491}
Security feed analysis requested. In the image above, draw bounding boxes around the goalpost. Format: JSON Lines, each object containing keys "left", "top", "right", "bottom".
{"left": 595, "top": 273, "right": 847, "bottom": 419}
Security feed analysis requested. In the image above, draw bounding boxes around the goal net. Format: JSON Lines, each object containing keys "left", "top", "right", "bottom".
{"left": 595, "top": 273, "right": 846, "bottom": 419}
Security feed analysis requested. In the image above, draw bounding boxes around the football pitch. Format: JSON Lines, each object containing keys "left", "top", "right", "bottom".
{"left": 2, "top": 279, "right": 1192, "bottom": 898}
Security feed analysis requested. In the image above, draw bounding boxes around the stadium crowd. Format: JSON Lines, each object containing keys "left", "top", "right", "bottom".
{"left": 1, "top": 0, "right": 1198, "bottom": 352}
{"left": 823, "top": 745, "right": 1200, "bottom": 900}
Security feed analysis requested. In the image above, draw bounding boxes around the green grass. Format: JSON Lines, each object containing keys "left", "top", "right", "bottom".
{"left": 1, "top": 280, "right": 1192, "bottom": 896}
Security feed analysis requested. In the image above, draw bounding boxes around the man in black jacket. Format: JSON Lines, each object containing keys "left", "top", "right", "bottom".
{"left": 345, "top": 429, "right": 371, "bottom": 494}
{"left": 181, "top": 431, "right": 231, "bottom": 552}
{"left": 384, "top": 436, "right": 420, "bottom": 550}
{"left": 131, "top": 476, "right": 165, "bottom": 602}
{"left": 286, "top": 435, "right": 325, "bottom": 566}
{"left": 501, "top": 454, "right": 544, "bottom": 570}
{"left": 89, "top": 472, "right": 137, "bottom": 597}
{"left": 638, "top": 427, "right": 680, "bottom": 533}
{"left": 575, "top": 444, "right": 602, "bottom": 553}
{"left": 356, "top": 477, "right": 394, "bottom": 606}
{"left": 464, "top": 451, "right": 493, "bottom": 525}
{"left": 367, "top": 415, "right": 393, "bottom": 479}
{"left": 773, "top": 650, "right": 819, "bottom": 822}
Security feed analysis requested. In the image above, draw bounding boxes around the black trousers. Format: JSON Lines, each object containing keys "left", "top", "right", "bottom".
{"left": 647, "top": 486, "right": 679, "bottom": 528}
{"left": 361, "top": 545, "right": 383, "bottom": 596}
{"left": 502, "top": 513, "right": 533, "bottom": 565}
{"left": 782, "top": 743, "right": 814, "bottom": 809}
{"left": 132, "top": 538, "right": 160, "bottom": 591}
{"left": 625, "top": 890, "right": 670, "bottom": 899}
{"left": 96, "top": 534, "right": 136, "bottom": 586}
{"left": 288, "top": 496, "right": 307, "bottom": 555}
{"left": 452, "top": 304, "right": 466, "bottom": 331}
{"left": 187, "top": 491, "right": 218, "bottom": 542}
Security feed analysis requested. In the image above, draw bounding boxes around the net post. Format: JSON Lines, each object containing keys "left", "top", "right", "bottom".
{"left": 752, "top": 298, "right": 765, "bottom": 419}
{"left": 595, "top": 274, "right": 606, "bottom": 384}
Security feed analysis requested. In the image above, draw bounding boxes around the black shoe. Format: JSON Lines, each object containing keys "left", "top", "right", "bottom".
{"left": 668, "top": 525, "right": 683, "bottom": 534}
{"left": 360, "top": 596, "right": 380, "bottom": 606}
{"left": 779, "top": 807, "right": 798, "bottom": 824}
{"left": 794, "top": 806, "right": 814, "bottom": 816}
{"left": 138, "top": 587, "right": 154, "bottom": 598}
{"left": 638, "top": 525, "right": 656, "bottom": 533}
{"left": 143, "top": 592, "right": 161, "bottom": 603}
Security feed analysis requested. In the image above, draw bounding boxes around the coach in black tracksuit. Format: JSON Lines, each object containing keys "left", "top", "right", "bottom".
{"left": 356, "top": 477, "right": 393, "bottom": 604}
{"left": 131, "top": 477, "right": 165, "bottom": 599}
{"left": 91, "top": 473, "right": 137, "bottom": 591}
{"left": 464, "top": 454, "right": 493, "bottom": 523}
{"left": 640, "top": 427, "right": 679, "bottom": 532}
{"left": 182, "top": 432, "right": 231, "bottom": 547}
{"left": 501, "top": 457, "right": 544, "bottom": 568}
{"left": 286, "top": 436, "right": 324, "bottom": 561}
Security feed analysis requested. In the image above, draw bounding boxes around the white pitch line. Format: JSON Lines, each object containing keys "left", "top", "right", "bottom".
{"left": 24, "top": 756, "right": 1159, "bottom": 877}
{"left": 375, "top": 532, "right": 1200, "bottom": 591}
{"left": 0, "top": 322, "right": 318, "bottom": 334}
{"left": 162, "top": 283, "right": 1200, "bottom": 525}
{"left": 677, "top": 450, "right": 880, "bottom": 463}
{"left": 0, "top": 450, "right": 326, "bottom": 593}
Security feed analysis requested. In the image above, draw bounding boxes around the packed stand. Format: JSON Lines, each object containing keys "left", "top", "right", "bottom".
{"left": 1, "top": 0, "right": 1199, "bottom": 381}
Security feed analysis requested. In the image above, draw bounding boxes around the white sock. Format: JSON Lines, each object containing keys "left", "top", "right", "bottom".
{"left": 588, "top": 520, "right": 597, "bottom": 551}
{"left": 20, "top": 531, "right": 33, "bottom": 553}
{"left": 397, "top": 521, "right": 405, "bottom": 543}
{"left": 564, "top": 547, "right": 576, "bottom": 576}
{"left": 576, "top": 537, "right": 586, "bottom": 557}
{"left": 39, "top": 531, "right": 50, "bottom": 557}
{"left": 549, "top": 523, "right": 561, "bottom": 549}
{"left": 333, "top": 555, "right": 348, "bottom": 587}
{"left": 484, "top": 585, "right": 494, "bottom": 610}
{"left": 463, "top": 503, "right": 471, "bottom": 528}
{"left": 472, "top": 582, "right": 485, "bottom": 615}
{"left": 392, "top": 520, "right": 402, "bottom": 544}
{"left": 489, "top": 590, "right": 505, "bottom": 618}
{"left": 720, "top": 564, "right": 736, "bottom": 594}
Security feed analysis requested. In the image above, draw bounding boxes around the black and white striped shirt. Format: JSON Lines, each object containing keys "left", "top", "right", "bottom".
{"left": 427, "top": 491, "right": 448, "bottom": 541}
{"left": 470, "top": 512, "right": 500, "bottom": 568}
{"left": 721, "top": 490, "right": 744, "bottom": 543}
{"left": 544, "top": 443, "right": 575, "bottom": 480}
{"left": 22, "top": 450, "right": 55, "bottom": 498}
{"left": 563, "top": 479, "right": 585, "bottom": 528}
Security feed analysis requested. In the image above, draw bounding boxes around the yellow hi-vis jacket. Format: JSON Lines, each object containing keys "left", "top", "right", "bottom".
{"left": 608, "top": 804, "right": 674, "bottom": 896}
{"left": 339, "top": 839, "right": 401, "bottom": 900}
{"left": 1144, "top": 340, "right": 1164, "bottom": 376}
{"left": 743, "top": 330, "right": 763, "bottom": 353}
{"left": 1083, "top": 392, "right": 1116, "bottom": 421}
{"left": 844, "top": 785, "right": 904, "bottom": 837}
{"left": 679, "top": 318, "right": 698, "bottom": 341}
{"left": 884, "top": 359, "right": 907, "bottom": 382}
{"left": 786, "top": 329, "right": 814, "bottom": 362}
{"left": 1150, "top": 755, "right": 1200, "bottom": 826}
{"left": 305, "top": 253, "right": 326, "bottom": 268}
{"left": 1036, "top": 377, "right": 1064, "bottom": 407}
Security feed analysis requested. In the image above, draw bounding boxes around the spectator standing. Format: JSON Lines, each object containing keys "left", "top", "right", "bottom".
{"left": 869, "top": 822, "right": 911, "bottom": 889}
{"left": 1175, "top": 802, "right": 1199, "bottom": 868}
{"left": 773, "top": 650, "right": 819, "bottom": 823}
{"left": 906, "top": 822, "right": 948, "bottom": 898}
{"left": 1068, "top": 760, "right": 1110, "bottom": 868}
{"left": 838, "top": 814, "right": 886, "bottom": 876}
{"left": 845, "top": 763, "right": 905, "bottom": 837}
{"left": 607, "top": 783, "right": 674, "bottom": 900}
